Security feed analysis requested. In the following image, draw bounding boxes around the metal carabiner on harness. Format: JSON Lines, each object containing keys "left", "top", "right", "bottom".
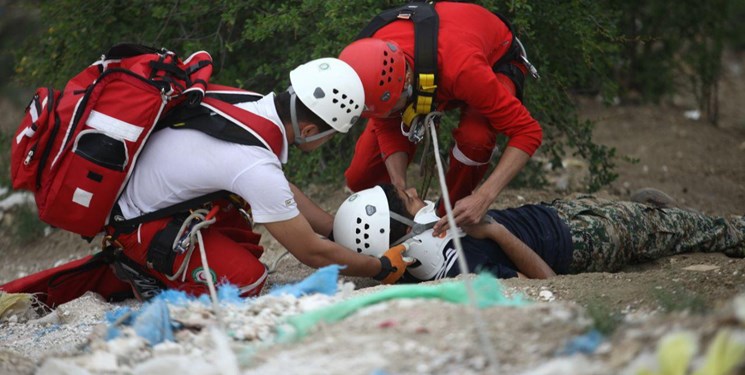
{"left": 401, "top": 111, "right": 441, "bottom": 144}
{"left": 514, "top": 37, "right": 540, "bottom": 80}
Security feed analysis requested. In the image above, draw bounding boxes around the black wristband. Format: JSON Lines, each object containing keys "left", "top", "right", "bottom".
{"left": 373, "top": 256, "right": 397, "bottom": 281}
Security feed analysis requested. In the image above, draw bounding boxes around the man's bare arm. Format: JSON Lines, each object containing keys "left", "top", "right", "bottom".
{"left": 289, "top": 183, "right": 334, "bottom": 237}
{"left": 435, "top": 147, "right": 530, "bottom": 235}
{"left": 464, "top": 221, "right": 556, "bottom": 279}
{"left": 264, "top": 214, "right": 381, "bottom": 277}
{"left": 384, "top": 151, "right": 409, "bottom": 189}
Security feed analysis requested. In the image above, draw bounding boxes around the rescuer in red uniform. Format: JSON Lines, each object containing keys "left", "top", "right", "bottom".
{"left": 340, "top": 1, "right": 543, "bottom": 234}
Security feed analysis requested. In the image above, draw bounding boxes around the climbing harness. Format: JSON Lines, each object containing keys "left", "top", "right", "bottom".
{"left": 166, "top": 206, "right": 221, "bottom": 313}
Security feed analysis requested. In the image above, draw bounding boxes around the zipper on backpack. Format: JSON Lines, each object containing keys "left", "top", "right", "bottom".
{"left": 24, "top": 145, "right": 36, "bottom": 165}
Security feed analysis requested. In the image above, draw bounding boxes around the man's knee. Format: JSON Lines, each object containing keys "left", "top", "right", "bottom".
{"left": 451, "top": 143, "right": 494, "bottom": 167}
{"left": 345, "top": 168, "right": 379, "bottom": 192}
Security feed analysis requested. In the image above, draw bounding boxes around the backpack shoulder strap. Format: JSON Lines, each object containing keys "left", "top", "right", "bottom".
{"left": 157, "top": 85, "right": 284, "bottom": 158}
{"left": 199, "top": 96, "right": 284, "bottom": 159}
{"left": 357, "top": 2, "right": 439, "bottom": 115}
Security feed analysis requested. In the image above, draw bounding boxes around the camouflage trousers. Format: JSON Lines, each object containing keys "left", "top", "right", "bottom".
{"left": 548, "top": 196, "right": 745, "bottom": 274}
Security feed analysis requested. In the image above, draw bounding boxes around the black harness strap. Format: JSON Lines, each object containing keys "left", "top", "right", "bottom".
{"left": 109, "top": 190, "right": 230, "bottom": 234}
{"left": 489, "top": 11, "right": 526, "bottom": 101}
{"left": 356, "top": 2, "right": 440, "bottom": 114}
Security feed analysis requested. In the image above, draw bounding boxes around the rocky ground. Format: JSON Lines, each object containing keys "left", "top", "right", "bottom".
{"left": 0, "top": 52, "right": 744, "bottom": 374}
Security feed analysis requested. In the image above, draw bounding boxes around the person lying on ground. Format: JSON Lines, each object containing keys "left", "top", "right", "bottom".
{"left": 333, "top": 185, "right": 745, "bottom": 282}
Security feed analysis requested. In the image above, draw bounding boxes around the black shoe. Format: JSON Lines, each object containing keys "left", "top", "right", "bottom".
{"left": 630, "top": 188, "right": 677, "bottom": 208}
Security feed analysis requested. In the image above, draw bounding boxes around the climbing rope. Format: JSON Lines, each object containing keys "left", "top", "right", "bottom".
{"left": 167, "top": 207, "right": 221, "bottom": 316}
{"left": 424, "top": 113, "right": 500, "bottom": 369}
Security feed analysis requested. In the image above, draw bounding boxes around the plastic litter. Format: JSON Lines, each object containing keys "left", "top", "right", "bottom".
{"left": 269, "top": 265, "right": 342, "bottom": 297}
{"left": 556, "top": 330, "right": 604, "bottom": 356}
{"left": 632, "top": 329, "right": 745, "bottom": 375}
{"left": 277, "top": 273, "right": 526, "bottom": 341}
{"left": 131, "top": 299, "right": 175, "bottom": 345}
{"left": 0, "top": 292, "right": 33, "bottom": 320}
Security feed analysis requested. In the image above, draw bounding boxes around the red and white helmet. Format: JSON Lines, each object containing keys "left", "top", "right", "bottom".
{"left": 289, "top": 57, "right": 365, "bottom": 141}
{"left": 339, "top": 38, "right": 408, "bottom": 118}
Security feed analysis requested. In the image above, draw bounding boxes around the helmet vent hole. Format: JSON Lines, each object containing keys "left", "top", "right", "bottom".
{"left": 364, "top": 224, "right": 370, "bottom": 229}
{"left": 380, "top": 229, "right": 385, "bottom": 233}
{"left": 388, "top": 77, "right": 392, "bottom": 83}
{"left": 356, "top": 218, "right": 362, "bottom": 224}
{"left": 383, "top": 60, "right": 388, "bottom": 66}
{"left": 384, "top": 51, "right": 389, "bottom": 56}
{"left": 381, "top": 69, "right": 386, "bottom": 76}
{"left": 341, "top": 104, "right": 346, "bottom": 108}
{"left": 333, "top": 89, "right": 339, "bottom": 94}
{"left": 357, "top": 248, "right": 362, "bottom": 253}
{"left": 355, "top": 239, "right": 361, "bottom": 244}
{"left": 342, "top": 94, "right": 347, "bottom": 99}
{"left": 364, "top": 243, "right": 370, "bottom": 249}
{"left": 356, "top": 228, "right": 361, "bottom": 234}
{"left": 355, "top": 104, "right": 360, "bottom": 109}
{"left": 364, "top": 233, "right": 369, "bottom": 239}
{"left": 332, "top": 117, "right": 337, "bottom": 122}
{"left": 389, "top": 67, "right": 393, "bottom": 73}
{"left": 333, "top": 98, "right": 339, "bottom": 103}
{"left": 378, "top": 80, "right": 384, "bottom": 86}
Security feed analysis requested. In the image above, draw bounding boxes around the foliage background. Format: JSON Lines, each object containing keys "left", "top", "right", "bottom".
{"left": 4, "top": 0, "right": 745, "bottom": 190}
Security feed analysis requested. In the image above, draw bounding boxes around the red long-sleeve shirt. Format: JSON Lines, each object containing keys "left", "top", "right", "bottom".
{"left": 368, "top": 2, "right": 543, "bottom": 159}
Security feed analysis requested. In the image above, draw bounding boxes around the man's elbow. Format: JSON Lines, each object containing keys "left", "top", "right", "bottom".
{"left": 538, "top": 268, "right": 556, "bottom": 279}
{"left": 506, "top": 125, "right": 543, "bottom": 156}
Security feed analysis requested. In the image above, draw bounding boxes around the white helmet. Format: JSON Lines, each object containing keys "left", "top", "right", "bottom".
{"left": 333, "top": 186, "right": 393, "bottom": 256}
{"left": 334, "top": 186, "right": 465, "bottom": 281}
{"left": 402, "top": 202, "right": 464, "bottom": 281}
{"left": 289, "top": 58, "right": 365, "bottom": 143}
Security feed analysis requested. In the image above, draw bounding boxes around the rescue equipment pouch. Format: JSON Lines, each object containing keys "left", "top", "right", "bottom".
{"left": 10, "top": 43, "right": 213, "bottom": 238}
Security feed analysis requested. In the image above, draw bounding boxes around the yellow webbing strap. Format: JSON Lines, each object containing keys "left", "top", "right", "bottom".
{"left": 402, "top": 105, "right": 419, "bottom": 127}
{"left": 415, "top": 73, "right": 437, "bottom": 113}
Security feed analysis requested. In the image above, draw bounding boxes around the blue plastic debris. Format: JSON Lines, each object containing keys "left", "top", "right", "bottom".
{"left": 269, "top": 265, "right": 342, "bottom": 298}
{"left": 105, "top": 307, "right": 134, "bottom": 341}
{"left": 132, "top": 299, "right": 174, "bottom": 345}
{"left": 556, "top": 329, "right": 604, "bottom": 356}
{"left": 104, "top": 266, "right": 346, "bottom": 345}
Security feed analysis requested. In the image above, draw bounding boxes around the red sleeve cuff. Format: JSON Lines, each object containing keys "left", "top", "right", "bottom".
{"left": 506, "top": 126, "right": 543, "bottom": 156}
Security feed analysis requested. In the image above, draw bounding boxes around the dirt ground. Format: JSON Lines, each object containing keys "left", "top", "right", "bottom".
{"left": 0, "top": 52, "right": 744, "bottom": 373}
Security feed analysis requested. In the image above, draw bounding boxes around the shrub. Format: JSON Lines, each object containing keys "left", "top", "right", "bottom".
{"left": 10, "top": 0, "right": 742, "bottom": 189}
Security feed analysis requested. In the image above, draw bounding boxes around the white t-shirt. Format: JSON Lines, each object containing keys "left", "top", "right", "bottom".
{"left": 117, "top": 94, "right": 299, "bottom": 224}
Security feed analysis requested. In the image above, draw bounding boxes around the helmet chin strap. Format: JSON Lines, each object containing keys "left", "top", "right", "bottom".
{"left": 289, "top": 86, "right": 337, "bottom": 145}
{"left": 389, "top": 208, "right": 438, "bottom": 247}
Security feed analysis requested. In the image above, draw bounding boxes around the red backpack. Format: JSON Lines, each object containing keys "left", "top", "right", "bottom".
{"left": 10, "top": 44, "right": 213, "bottom": 237}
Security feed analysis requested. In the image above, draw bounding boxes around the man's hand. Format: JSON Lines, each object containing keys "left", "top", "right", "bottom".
{"left": 374, "top": 244, "right": 413, "bottom": 284}
{"left": 433, "top": 192, "right": 490, "bottom": 236}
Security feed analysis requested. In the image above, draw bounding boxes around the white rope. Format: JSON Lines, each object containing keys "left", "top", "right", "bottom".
{"left": 426, "top": 115, "right": 500, "bottom": 369}
{"left": 266, "top": 249, "right": 290, "bottom": 274}
{"left": 165, "top": 208, "right": 220, "bottom": 317}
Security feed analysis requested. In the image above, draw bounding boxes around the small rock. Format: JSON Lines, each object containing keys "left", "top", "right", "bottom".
{"left": 682, "top": 264, "right": 719, "bottom": 272}
{"left": 539, "top": 290, "right": 555, "bottom": 302}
